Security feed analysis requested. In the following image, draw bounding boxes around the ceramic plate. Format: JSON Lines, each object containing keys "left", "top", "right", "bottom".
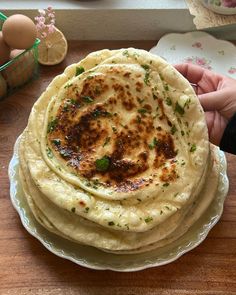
{"left": 200, "top": 0, "right": 236, "bottom": 15}
{"left": 8, "top": 136, "right": 229, "bottom": 271}
{"left": 150, "top": 31, "right": 236, "bottom": 78}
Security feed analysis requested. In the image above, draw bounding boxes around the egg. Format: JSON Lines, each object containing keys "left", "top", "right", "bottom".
{"left": 0, "top": 32, "right": 10, "bottom": 66}
{"left": 0, "top": 73, "right": 7, "bottom": 99}
{"left": 2, "top": 14, "right": 37, "bottom": 49}
{"left": 3, "top": 49, "right": 35, "bottom": 88}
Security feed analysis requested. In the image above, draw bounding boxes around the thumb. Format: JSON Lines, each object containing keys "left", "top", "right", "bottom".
{"left": 198, "top": 89, "right": 226, "bottom": 112}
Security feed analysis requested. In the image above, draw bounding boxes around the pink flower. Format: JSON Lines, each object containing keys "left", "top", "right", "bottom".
{"left": 38, "top": 9, "right": 46, "bottom": 16}
{"left": 222, "top": 0, "right": 236, "bottom": 8}
{"left": 228, "top": 67, "right": 236, "bottom": 74}
{"left": 192, "top": 42, "right": 202, "bottom": 49}
{"left": 196, "top": 58, "right": 206, "bottom": 66}
{"left": 35, "top": 7, "right": 56, "bottom": 39}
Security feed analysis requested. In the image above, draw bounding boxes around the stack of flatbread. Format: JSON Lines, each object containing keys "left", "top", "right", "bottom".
{"left": 19, "top": 48, "right": 220, "bottom": 254}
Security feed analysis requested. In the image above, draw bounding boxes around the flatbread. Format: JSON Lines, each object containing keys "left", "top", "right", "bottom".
{"left": 18, "top": 48, "right": 219, "bottom": 253}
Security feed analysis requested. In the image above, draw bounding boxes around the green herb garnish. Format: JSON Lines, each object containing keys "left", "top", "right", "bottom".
{"left": 108, "top": 221, "right": 115, "bottom": 226}
{"left": 82, "top": 96, "right": 94, "bottom": 103}
{"left": 166, "top": 97, "right": 172, "bottom": 106}
{"left": 64, "top": 83, "right": 73, "bottom": 89}
{"left": 149, "top": 137, "right": 158, "bottom": 150}
{"left": 75, "top": 66, "right": 85, "bottom": 76}
{"left": 51, "top": 139, "right": 61, "bottom": 146}
{"left": 164, "top": 84, "right": 169, "bottom": 91}
{"left": 95, "top": 156, "right": 110, "bottom": 172}
{"left": 85, "top": 207, "right": 89, "bottom": 213}
{"left": 141, "top": 64, "right": 150, "bottom": 71}
{"left": 47, "top": 118, "right": 58, "bottom": 133}
{"left": 112, "top": 126, "right": 117, "bottom": 133}
{"left": 190, "top": 144, "right": 197, "bottom": 153}
{"left": 144, "top": 216, "right": 153, "bottom": 223}
{"left": 122, "top": 50, "right": 129, "bottom": 57}
{"left": 59, "top": 149, "right": 72, "bottom": 158}
{"left": 138, "top": 108, "right": 148, "bottom": 114}
{"left": 144, "top": 72, "right": 150, "bottom": 85}
{"left": 46, "top": 147, "right": 53, "bottom": 159}
{"left": 163, "top": 183, "right": 170, "bottom": 187}
{"left": 103, "top": 137, "right": 111, "bottom": 147}
{"left": 171, "top": 125, "right": 177, "bottom": 135}
{"left": 175, "top": 102, "right": 185, "bottom": 115}
{"left": 71, "top": 207, "right": 76, "bottom": 213}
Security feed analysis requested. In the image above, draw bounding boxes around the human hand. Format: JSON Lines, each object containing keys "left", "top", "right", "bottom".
{"left": 175, "top": 63, "right": 236, "bottom": 146}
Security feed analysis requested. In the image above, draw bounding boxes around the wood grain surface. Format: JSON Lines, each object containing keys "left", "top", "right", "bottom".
{"left": 0, "top": 41, "right": 236, "bottom": 295}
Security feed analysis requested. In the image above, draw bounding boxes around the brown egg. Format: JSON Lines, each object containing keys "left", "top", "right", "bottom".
{"left": 3, "top": 49, "right": 35, "bottom": 88}
{"left": 0, "top": 32, "right": 10, "bottom": 66}
{"left": 0, "top": 73, "right": 7, "bottom": 98}
{"left": 2, "top": 14, "right": 37, "bottom": 49}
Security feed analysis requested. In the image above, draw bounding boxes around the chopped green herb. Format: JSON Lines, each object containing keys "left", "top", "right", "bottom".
{"left": 122, "top": 50, "right": 129, "bottom": 57}
{"left": 125, "top": 223, "right": 130, "bottom": 230}
{"left": 175, "top": 102, "right": 185, "bottom": 115}
{"left": 171, "top": 125, "right": 177, "bottom": 135}
{"left": 86, "top": 75, "right": 93, "bottom": 80}
{"left": 181, "top": 130, "right": 185, "bottom": 136}
{"left": 149, "top": 137, "right": 158, "bottom": 150}
{"left": 47, "top": 118, "right": 58, "bottom": 133}
{"left": 51, "top": 139, "right": 61, "bottom": 146}
{"left": 103, "top": 137, "right": 111, "bottom": 147}
{"left": 184, "top": 98, "right": 191, "bottom": 109}
{"left": 95, "top": 156, "right": 110, "bottom": 172}
{"left": 85, "top": 207, "right": 89, "bottom": 213}
{"left": 82, "top": 96, "right": 94, "bottom": 103}
{"left": 141, "top": 64, "right": 150, "bottom": 71}
{"left": 163, "top": 183, "right": 170, "bottom": 187}
{"left": 165, "top": 206, "right": 171, "bottom": 210}
{"left": 164, "top": 84, "right": 169, "bottom": 91}
{"left": 112, "top": 126, "right": 117, "bottom": 133}
{"left": 160, "top": 210, "right": 163, "bottom": 215}
{"left": 108, "top": 221, "right": 115, "bottom": 226}
{"left": 59, "top": 149, "right": 72, "bottom": 158}
{"left": 71, "top": 207, "right": 76, "bottom": 213}
{"left": 64, "top": 83, "right": 73, "bottom": 89}
{"left": 144, "top": 216, "right": 153, "bottom": 223}
{"left": 138, "top": 108, "right": 148, "bottom": 114}
{"left": 153, "top": 93, "right": 158, "bottom": 100}
{"left": 75, "top": 66, "right": 85, "bottom": 76}
{"left": 137, "top": 198, "right": 142, "bottom": 202}
{"left": 159, "top": 74, "right": 164, "bottom": 81}
{"left": 46, "top": 147, "right": 53, "bottom": 159}
{"left": 166, "top": 97, "right": 172, "bottom": 106}
{"left": 190, "top": 144, "right": 197, "bottom": 153}
{"left": 137, "top": 98, "right": 145, "bottom": 104}
{"left": 144, "top": 72, "right": 150, "bottom": 85}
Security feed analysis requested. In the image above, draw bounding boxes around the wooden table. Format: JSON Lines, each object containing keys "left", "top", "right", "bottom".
{"left": 0, "top": 41, "right": 236, "bottom": 295}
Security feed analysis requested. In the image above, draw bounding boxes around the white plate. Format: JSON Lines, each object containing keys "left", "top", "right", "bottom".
{"left": 9, "top": 137, "right": 229, "bottom": 271}
{"left": 200, "top": 0, "right": 236, "bottom": 15}
{"left": 150, "top": 31, "right": 236, "bottom": 78}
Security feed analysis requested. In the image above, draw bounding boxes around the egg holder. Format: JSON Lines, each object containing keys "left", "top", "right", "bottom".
{"left": 0, "top": 12, "right": 40, "bottom": 100}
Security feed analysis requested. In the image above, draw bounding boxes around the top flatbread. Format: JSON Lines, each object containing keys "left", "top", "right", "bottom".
{"left": 19, "top": 49, "right": 213, "bottom": 247}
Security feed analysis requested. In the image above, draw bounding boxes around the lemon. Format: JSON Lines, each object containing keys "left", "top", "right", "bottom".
{"left": 38, "top": 27, "right": 68, "bottom": 65}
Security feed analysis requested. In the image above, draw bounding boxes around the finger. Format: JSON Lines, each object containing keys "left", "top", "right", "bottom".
{"left": 198, "top": 89, "right": 227, "bottom": 112}
{"left": 174, "top": 63, "right": 222, "bottom": 86}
